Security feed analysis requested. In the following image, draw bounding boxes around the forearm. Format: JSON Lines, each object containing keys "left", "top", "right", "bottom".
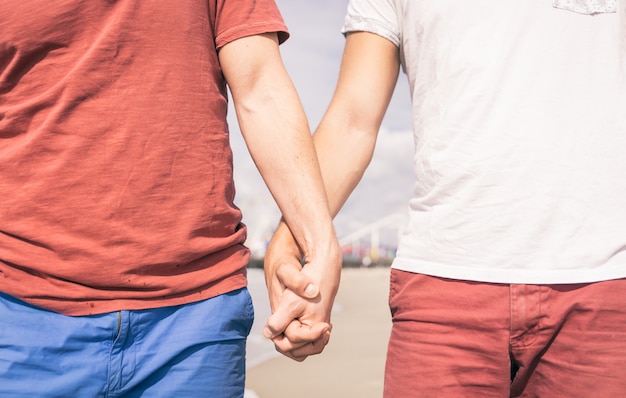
{"left": 259, "top": 93, "right": 381, "bottom": 360}
{"left": 312, "top": 31, "right": 401, "bottom": 218}
{"left": 234, "top": 74, "right": 337, "bottom": 262}
{"left": 221, "top": 33, "right": 338, "bottom": 263}
{"left": 313, "top": 113, "right": 378, "bottom": 218}
{"left": 267, "top": 117, "right": 376, "bottom": 257}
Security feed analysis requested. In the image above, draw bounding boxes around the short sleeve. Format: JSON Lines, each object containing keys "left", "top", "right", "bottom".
{"left": 214, "top": 0, "right": 289, "bottom": 49}
{"left": 341, "top": 0, "right": 400, "bottom": 47}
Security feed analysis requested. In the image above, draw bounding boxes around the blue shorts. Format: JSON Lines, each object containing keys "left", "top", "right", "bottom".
{"left": 0, "top": 288, "right": 254, "bottom": 397}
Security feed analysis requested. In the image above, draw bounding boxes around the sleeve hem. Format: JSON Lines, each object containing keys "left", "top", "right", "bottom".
{"left": 341, "top": 16, "right": 400, "bottom": 47}
{"left": 216, "top": 22, "right": 289, "bottom": 49}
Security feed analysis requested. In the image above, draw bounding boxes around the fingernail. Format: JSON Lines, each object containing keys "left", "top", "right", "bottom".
{"left": 263, "top": 326, "right": 274, "bottom": 338}
{"left": 304, "top": 283, "right": 318, "bottom": 297}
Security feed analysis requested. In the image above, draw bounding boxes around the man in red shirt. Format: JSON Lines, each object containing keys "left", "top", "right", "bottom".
{"left": 0, "top": 1, "right": 341, "bottom": 396}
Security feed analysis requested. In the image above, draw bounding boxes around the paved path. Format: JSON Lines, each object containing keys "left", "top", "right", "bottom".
{"left": 245, "top": 267, "right": 392, "bottom": 398}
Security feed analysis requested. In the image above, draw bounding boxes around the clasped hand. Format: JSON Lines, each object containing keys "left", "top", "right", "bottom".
{"left": 262, "top": 229, "right": 342, "bottom": 362}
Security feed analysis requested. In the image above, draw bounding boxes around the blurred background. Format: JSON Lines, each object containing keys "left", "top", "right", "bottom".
{"left": 229, "top": 0, "right": 414, "bottom": 264}
{"left": 228, "top": 1, "right": 414, "bottom": 396}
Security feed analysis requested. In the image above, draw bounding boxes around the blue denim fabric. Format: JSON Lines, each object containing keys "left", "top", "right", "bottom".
{"left": 0, "top": 288, "right": 254, "bottom": 397}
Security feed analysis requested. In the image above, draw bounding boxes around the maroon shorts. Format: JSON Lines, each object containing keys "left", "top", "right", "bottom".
{"left": 385, "top": 270, "right": 626, "bottom": 397}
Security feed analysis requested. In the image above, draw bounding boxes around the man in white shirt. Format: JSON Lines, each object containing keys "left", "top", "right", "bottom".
{"left": 263, "top": 0, "right": 626, "bottom": 396}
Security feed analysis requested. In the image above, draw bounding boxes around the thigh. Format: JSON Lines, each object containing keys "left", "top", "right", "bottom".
{"left": 120, "top": 288, "right": 255, "bottom": 398}
{"left": 0, "top": 292, "right": 114, "bottom": 397}
{"left": 515, "top": 278, "right": 626, "bottom": 398}
{"left": 384, "top": 270, "right": 511, "bottom": 398}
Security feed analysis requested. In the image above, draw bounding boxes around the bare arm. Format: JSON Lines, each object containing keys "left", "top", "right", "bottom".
{"left": 314, "top": 31, "right": 401, "bottom": 214}
{"left": 264, "top": 32, "right": 401, "bottom": 359}
{"left": 219, "top": 32, "right": 343, "bottom": 351}
{"left": 219, "top": 33, "right": 339, "bottom": 263}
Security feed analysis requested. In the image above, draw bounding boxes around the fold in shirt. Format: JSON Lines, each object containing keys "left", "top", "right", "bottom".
{"left": 553, "top": 0, "right": 617, "bottom": 14}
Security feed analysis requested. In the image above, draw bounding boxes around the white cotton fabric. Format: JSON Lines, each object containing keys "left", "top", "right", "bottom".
{"left": 621, "top": 0, "right": 626, "bottom": 68}
{"left": 553, "top": 0, "right": 616, "bottom": 14}
{"left": 343, "top": 0, "right": 626, "bottom": 284}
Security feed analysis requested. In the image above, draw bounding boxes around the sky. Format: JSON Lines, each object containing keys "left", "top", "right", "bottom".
{"left": 228, "top": 0, "right": 415, "bottom": 257}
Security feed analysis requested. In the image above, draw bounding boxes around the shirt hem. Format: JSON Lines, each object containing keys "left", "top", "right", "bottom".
{"left": 3, "top": 270, "right": 248, "bottom": 317}
{"left": 391, "top": 258, "right": 626, "bottom": 285}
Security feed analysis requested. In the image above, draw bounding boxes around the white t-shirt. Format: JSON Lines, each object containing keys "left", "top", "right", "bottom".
{"left": 343, "top": 0, "right": 626, "bottom": 284}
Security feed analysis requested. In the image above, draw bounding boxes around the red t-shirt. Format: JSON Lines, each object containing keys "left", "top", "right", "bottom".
{"left": 0, "top": 0, "right": 288, "bottom": 315}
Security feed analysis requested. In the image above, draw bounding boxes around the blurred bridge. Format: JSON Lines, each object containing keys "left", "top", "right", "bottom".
{"left": 338, "top": 212, "right": 406, "bottom": 266}
{"left": 247, "top": 212, "right": 407, "bottom": 268}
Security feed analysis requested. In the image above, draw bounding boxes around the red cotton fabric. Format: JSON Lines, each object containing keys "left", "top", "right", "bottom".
{"left": 385, "top": 270, "right": 626, "bottom": 397}
{"left": 0, "top": 0, "right": 288, "bottom": 315}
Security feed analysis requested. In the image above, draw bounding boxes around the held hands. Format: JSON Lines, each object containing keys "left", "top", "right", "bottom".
{"left": 263, "top": 223, "right": 342, "bottom": 362}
